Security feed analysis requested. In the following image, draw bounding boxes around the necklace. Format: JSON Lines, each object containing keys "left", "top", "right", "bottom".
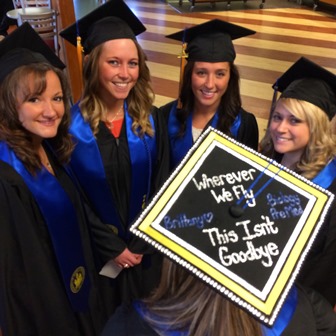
{"left": 38, "top": 146, "right": 54, "bottom": 174}
{"left": 105, "top": 103, "right": 124, "bottom": 129}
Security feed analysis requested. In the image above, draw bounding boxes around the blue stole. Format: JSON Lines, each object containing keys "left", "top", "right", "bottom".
{"left": 167, "top": 101, "right": 242, "bottom": 168}
{"left": 0, "top": 142, "right": 90, "bottom": 312}
{"left": 134, "top": 287, "right": 297, "bottom": 336}
{"left": 312, "top": 158, "right": 336, "bottom": 190}
{"left": 69, "top": 102, "right": 157, "bottom": 238}
{"left": 262, "top": 286, "right": 297, "bottom": 335}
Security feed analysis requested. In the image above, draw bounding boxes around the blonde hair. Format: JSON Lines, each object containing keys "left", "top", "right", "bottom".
{"left": 79, "top": 39, "right": 155, "bottom": 137}
{"left": 142, "top": 259, "right": 262, "bottom": 336}
{"left": 260, "top": 98, "right": 336, "bottom": 180}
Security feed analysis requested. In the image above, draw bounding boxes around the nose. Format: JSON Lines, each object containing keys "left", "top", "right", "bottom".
{"left": 118, "top": 64, "right": 129, "bottom": 79}
{"left": 275, "top": 119, "right": 288, "bottom": 133}
{"left": 42, "top": 100, "right": 57, "bottom": 117}
{"left": 205, "top": 74, "right": 215, "bottom": 88}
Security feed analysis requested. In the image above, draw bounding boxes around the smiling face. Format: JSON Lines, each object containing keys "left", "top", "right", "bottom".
{"left": 269, "top": 99, "right": 310, "bottom": 165}
{"left": 17, "top": 70, "right": 64, "bottom": 144}
{"left": 98, "top": 38, "right": 139, "bottom": 104}
{"left": 191, "top": 61, "right": 230, "bottom": 112}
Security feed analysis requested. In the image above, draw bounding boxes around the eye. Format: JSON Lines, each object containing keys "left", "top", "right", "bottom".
{"left": 54, "top": 95, "right": 64, "bottom": 102}
{"left": 289, "top": 116, "right": 302, "bottom": 125}
{"left": 108, "top": 59, "right": 119, "bottom": 66}
{"left": 216, "top": 71, "right": 226, "bottom": 78}
{"left": 195, "top": 70, "right": 206, "bottom": 76}
{"left": 27, "top": 96, "right": 39, "bottom": 103}
{"left": 271, "top": 113, "right": 282, "bottom": 121}
{"left": 129, "top": 60, "right": 139, "bottom": 68}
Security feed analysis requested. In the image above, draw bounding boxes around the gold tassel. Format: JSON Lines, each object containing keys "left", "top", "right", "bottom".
{"left": 177, "top": 42, "right": 188, "bottom": 109}
{"left": 77, "top": 36, "right": 84, "bottom": 90}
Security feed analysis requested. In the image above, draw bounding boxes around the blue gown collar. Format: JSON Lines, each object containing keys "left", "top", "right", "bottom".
{"left": 312, "top": 158, "right": 336, "bottom": 189}
{"left": 167, "top": 101, "right": 242, "bottom": 168}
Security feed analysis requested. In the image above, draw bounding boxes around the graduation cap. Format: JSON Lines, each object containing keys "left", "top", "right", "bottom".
{"left": 130, "top": 127, "right": 333, "bottom": 327}
{"left": 166, "top": 19, "right": 255, "bottom": 63}
{"left": 59, "top": 0, "right": 146, "bottom": 55}
{"left": 272, "top": 57, "right": 336, "bottom": 120}
{"left": 0, "top": 22, "right": 65, "bottom": 84}
{"left": 166, "top": 19, "right": 255, "bottom": 108}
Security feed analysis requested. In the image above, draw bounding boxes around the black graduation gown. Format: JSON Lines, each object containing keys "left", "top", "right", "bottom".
{"left": 297, "top": 179, "right": 336, "bottom": 306}
{"left": 100, "top": 284, "right": 336, "bottom": 336}
{"left": 0, "top": 155, "right": 109, "bottom": 336}
{"left": 71, "top": 106, "right": 170, "bottom": 307}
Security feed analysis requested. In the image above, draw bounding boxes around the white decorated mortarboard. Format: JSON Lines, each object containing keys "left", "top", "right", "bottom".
{"left": 130, "top": 127, "right": 334, "bottom": 327}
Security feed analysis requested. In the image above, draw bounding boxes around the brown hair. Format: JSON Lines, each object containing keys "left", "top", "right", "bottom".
{"left": 0, "top": 63, "right": 73, "bottom": 174}
{"left": 79, "top": 39, "right": 155, "bottom": 137}
{"left": 177, "top": 61, "right": 241, "bottom": 137}
{"left": 142, "top": 258, "right": 263, "bottom": 336}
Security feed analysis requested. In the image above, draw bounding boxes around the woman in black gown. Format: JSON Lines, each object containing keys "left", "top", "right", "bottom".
{"left": 60, "top": 0, "right": 170, "bottom": 311}
{"left": 160, "top": 19, "right": 259, "bottom": 170}
{"left": 0, "top": 23, "right": 111, "bottom": 335}
{"left": 260, "top": 57, "right": 336, "bottom": 307}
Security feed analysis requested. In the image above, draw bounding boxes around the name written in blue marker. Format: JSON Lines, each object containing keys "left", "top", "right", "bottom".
{"left": 164, "top": 212, "right": 214, "bottom": 230}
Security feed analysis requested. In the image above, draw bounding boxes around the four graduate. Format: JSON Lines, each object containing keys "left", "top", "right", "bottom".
{"left": 0, "top": 0, "right": 336, "bottom": 334}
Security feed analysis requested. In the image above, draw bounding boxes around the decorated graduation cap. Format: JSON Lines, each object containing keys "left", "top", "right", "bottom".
{"left": 272, "top": 57, "right": 336, "bottom": 120}
{"left": 0, "top": 22, "right": 65, "bottom": 84}
{"left": 130, "top": 127, "right": 333, "bottom": 327}
{"left": 60, "top": 0, "right": 146, "bottom": 55}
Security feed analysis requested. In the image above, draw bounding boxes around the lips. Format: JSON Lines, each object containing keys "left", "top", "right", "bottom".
{"left": 39, "top": 119, "right": 57, "bottom": 127}
{"left": 274, "top": 136, "right": 292, "bottom": 142}
{"left": 201, "top": 89, "right": 216, "bottom": 98}
{"left": 114, "top": 82, "right": 129, "bottom": 88}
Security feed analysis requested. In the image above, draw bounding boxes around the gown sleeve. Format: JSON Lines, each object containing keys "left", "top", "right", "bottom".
{"left": 296, "top": 180, "right": 336, "bottom": 306}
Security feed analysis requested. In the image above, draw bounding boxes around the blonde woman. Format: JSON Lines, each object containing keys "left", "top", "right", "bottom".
{"left": 60, "top": 0, "right": 169, "bottom": 311}
{"left": 260, "top": 57, "right": 336, "bottom": 307}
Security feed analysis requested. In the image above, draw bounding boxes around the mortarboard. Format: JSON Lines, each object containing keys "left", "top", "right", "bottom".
{"left": 166, "top": 19, "right": 255, "bottom": 63}
{"left": 272, "top": 57, "right": 336, "bottom": 120}
{"left": 59, "top": 0, "right": 146, "bottom": 55}
{"left": 130, "top": 127, "right": 333, "bottom": 327}
{"left": 166, "top": 19, "right": 255, "bottom": 108}
{"left": 0, "top": 22, "right": 65, "bottom": 84}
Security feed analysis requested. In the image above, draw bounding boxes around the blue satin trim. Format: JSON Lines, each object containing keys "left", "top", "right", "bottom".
{"left": 125, "top": 105, "right": 157, "bottom": 223}
{"left": 0, "top": 141, "right": 90, "bottom": 312}
{"left": 312, "top": 158, "right": 336, "bottom": 189}
{"left": 262, "top": 286, "right": 297, "bottom": 336}
{"left": 168, "top": 101, "right": 241, "bottom": 168}
{"left": 69, "top": 103, "right": 124, "bottom": 236}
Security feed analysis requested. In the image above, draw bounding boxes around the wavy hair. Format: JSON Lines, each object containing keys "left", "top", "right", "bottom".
{"left": 260, "top": 98, "right": 336, "bottom": 179}
{"left": 0, "top": 63, "right": 73, "bottom": 174}
{"left": 79, "top": 39, "right": 155, "bottom": 137}
{"left": 142, "top": 258, "right": 262, "bottom": 336}
{"left": 177, "top": 61, "right": 241, "bottom": 137}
